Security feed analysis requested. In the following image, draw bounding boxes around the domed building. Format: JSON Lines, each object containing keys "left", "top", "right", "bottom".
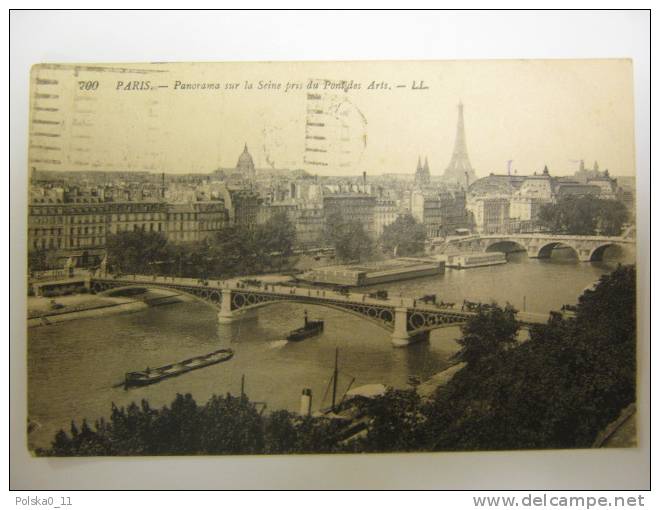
{"left": 236, "top": 143, "right": 256, "bottom": 181}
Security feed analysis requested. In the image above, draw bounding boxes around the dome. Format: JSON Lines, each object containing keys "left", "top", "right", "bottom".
{"left": 236, "top": 143, "right": 254, "bottom": 170}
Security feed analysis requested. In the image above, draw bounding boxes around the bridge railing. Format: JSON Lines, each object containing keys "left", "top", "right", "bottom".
{"left": 29, "top": 268, "right": 90, "bottom": 283}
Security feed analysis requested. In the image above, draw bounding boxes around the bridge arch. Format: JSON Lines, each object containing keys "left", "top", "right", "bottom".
{"left": 588, "top": 242, "right": 619, "bottom": 262}
{"left": 484, "top": 239, "right": 527, "bottom": 255}
{"left": 93, "top": 283, "right": 222, "bottom": 310}
{"left": 406, "top": 310, "right": 469, "bottom": 335}
{"left": 231, "top": 297, "right": 395, "bottom": 333}
{"left": 536, "top": 241, "right": 579, "bottom": 259}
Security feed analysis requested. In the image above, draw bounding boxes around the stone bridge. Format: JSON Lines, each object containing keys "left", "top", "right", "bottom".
{"left": 438, "top": 233, "right": 634, "bottom": 262}
{"left": 90, "top": 274, "right": 482, "bottom": 346}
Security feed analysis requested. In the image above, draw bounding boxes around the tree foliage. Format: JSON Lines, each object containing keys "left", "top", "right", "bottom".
{"left": 380, "top": 214, "right": 426, "bottom": 256}
{"left": 28, "top": 248, "right": 49, "bottom": 272}
{"left": 324, "top": 211, "right": 374, "bottom": 262}
{"left": 344, "top": 389, "right": 429, "bottom": 452}
{"left": 39, "top": 392, "right": 343, "bottom": 457}
{"left": 454, "top": 304, "right": 520, "bottom": 366}
{"left": 424, "top": 265, "right": 636, "bottom": 451}
{"left": 104, "top": 213, "right": 297, "bottom": 279}
{"left": 537, "top": 196, "right": 628, "bottom": 236}
{"left": 106, "top": 231, "right": 170, "bottom": 274}
{"left": 260, "top": 211, "right": 297, "bottom": 257}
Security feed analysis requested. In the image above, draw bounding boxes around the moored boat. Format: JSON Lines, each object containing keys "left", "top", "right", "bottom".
{"left": 287, "top": 310, "right": 324, "bottom": 341}
{"left": 124, "top": 348, "right": 234, "bottom": 388}
{"left": 446, "top": 252, "right": 507, "bottom": 269}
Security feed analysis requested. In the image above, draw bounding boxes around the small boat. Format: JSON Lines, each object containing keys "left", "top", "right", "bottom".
{"left": 124, "top": 348, "right": 234, "bottom": 388}
{"left": 287, "top": 310, "right": 324, "bottom": 341}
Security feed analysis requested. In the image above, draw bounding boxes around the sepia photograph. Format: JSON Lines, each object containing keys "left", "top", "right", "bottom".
{"left": 23, "top": 58, "right": 639, "bottom": 458}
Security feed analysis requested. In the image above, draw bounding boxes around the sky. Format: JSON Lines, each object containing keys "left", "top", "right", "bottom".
{"left": 28, "top": 60, "right": 636, "bottom": 178}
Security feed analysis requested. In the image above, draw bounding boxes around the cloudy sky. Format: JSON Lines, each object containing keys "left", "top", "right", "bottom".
{"left": 29, "top": 59, "right": 636, "bottom": 178}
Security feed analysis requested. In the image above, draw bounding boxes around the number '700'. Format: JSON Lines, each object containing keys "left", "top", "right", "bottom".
{"left": 78, "top": 80, "right": 99, "bottom": 91}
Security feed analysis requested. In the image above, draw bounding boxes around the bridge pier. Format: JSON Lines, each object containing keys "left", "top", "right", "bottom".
{"left": 390, "top": 307, "right": 432, "bottom": 347}
{"left": 217, "top": 289, "right": 237, "bottom": 324}
{"left": 577, "top": 249, "right": 593, "bottom": 262}
{"left": 391, "top": 307, "right": 410, "bottom": 346}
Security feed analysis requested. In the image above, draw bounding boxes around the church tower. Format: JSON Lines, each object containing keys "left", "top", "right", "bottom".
{"left": 414, "top": 155, "right": 431, "bottom": 187}
{"left": 443, "top": 102, "right": 477, "bottom": 189}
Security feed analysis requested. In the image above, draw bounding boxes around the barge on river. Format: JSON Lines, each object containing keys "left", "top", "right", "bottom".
{"left": 124, "top": 348, "right": 234, "bottom": 388}
{"left": 299, "top": 257, "right": 445, "bottom": 287}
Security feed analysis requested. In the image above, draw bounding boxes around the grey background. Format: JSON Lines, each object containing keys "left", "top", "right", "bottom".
{"left": 9, "top": 10, "right": 650, "bottom": 489}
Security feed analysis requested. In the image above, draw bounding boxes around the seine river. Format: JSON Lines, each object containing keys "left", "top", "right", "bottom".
{"left": 27, "top": 248, "right": 634, "bottom": 449}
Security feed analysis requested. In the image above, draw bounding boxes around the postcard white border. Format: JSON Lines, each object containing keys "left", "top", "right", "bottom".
{"left": 9, "top": 10, "right": 651, "bottom": 490}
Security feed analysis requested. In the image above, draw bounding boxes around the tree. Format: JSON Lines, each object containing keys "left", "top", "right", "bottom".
{"left": 263, "top": 412, "right": 343, "bottom": 454}
{"left": 454, "top": 304, "right": 519, "bottom": 366}
{"left": 424, "top": 265, "right": 637, "bottom": 451}
{"left": 106, "top": 230, "right": 171, "bottom": 274}
{"left": 199, "top": 394, "right": 264, "bottom": 454}
{"left": 207, "top": 225, "right": 257, "bottom": 276}
{"left": 325, "top": 211, "right": 374, "bottom": 262}
{"left": 597, "top": 200, "right": 630, "bottom": 236}
{"left": 347, "top": 389, "right": 428, "bottom": 452}
{"left": 537, "top": 196, "right": 628, "bottom": 236}
{"left": 380, "top": 214, "right": 426, "bottom": 256}
{"left": 258, "top": 211, "right": 296, "bottom": 257}
{"left": 263, "top": 410, "right": 299, "bottom": 454}
{"left": 28, "top": 248, "right": 49, "bottom": 272}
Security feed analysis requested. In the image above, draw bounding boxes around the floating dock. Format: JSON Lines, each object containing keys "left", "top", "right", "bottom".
{"left": 299, "top": 257, "right": 445, "bottom": 287}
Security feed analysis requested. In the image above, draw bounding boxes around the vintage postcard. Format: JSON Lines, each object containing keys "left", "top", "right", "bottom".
{"left": 26, "top": 60, "right": 637, "bottom": 456}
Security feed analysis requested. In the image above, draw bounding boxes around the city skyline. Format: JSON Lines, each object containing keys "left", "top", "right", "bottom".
{"left": 28, "top": 60, "right": 636, "bottom": 178}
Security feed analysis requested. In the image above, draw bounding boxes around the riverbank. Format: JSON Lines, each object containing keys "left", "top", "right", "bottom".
{"left": 416, "top": 362, "right": 467, "bottom": 399}
{"left": 27, "top": 289, "right": 182, "bottom": 328}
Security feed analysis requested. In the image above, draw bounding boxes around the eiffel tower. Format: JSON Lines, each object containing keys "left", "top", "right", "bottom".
{"left": 443, "top": 101, "right": 477, "bottom": 189}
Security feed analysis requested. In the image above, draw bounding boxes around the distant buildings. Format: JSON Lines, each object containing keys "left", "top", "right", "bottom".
{"left": 374, "top": 198, "right": 399, "bottom": 238}
{"left": 294, "top": 206, "right": 326, "bottom": 248}
{"left": 29, "top": 187, "right": 165, "bottom": 267}
{"left": 322, "top": 193, "right": 377, "bottom": 237}
{"left": 469, "top": 196, "right": 511, "bottom": 235}
{"left": 227, "top": 189, "right": 262, "bottom": 227}
{"left": 467, "top": 163, "right": 627, "bottom": 234}
{"left": 411, "top": 189, "right": 471, "bottom": 237}
{"left": 27, "top": 126, "right": 635, "bottom": 271}
{"left": 508, "top": 166, "right": 554, "bottom": 230}
{"left": 165, "top": 201, "right": 227, "bottom": 243}
{"left": 28, "top": 187, "right": 233, "bottom": 268}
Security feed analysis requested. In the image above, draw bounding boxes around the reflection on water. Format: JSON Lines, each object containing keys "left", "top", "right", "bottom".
{"left": 28, "top": 246, "right": 633, "bottom": 449}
